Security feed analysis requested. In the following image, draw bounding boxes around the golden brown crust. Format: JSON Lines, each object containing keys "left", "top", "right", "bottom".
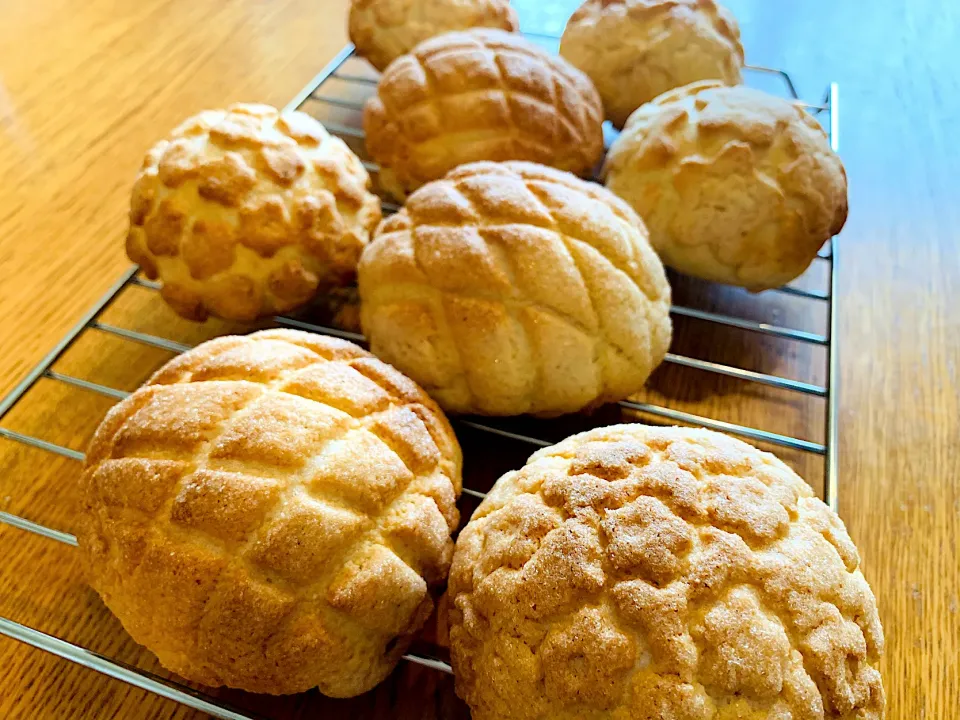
{"left": 127, "top": 104, "right": 382, "bottom": 322}
{"left": 348, "top": 0, "right": 519, "bottom": 72}
{"left": 560, "top": 0, "right": 744, "bottom": 128}
{"left": 449, "top": 425, "right": 885, "bottom": 720}
{"left": 358, "top": 161, "right": 672, "bottom": 416}
{"left": 604, "top": 81, "right": 848, "bottom": 290}
{"left": 77, "top": 329, "right": 461, "bottom": 697}
{"left": 363, "top": 29, "right": 605, "bottom": 200}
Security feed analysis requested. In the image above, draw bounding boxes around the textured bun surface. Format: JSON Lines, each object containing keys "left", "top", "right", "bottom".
{"left": 364, "top": 29, "right": 604, "bottom": 200}
{"left": 560, "top": 0, "right": 744, "bottom": 128}
{"left": 358, "top": 161, "right": 672, "bottom": 416}
{"left": 449, "top": 424, "right": 885, "bottom": 720}
{"left": 127, "top": 104, "right": 381, "bottom": 321}
{"left": 78, "top": 330, "right": 461, "bottom": 697}
{"left": 349, "top": 0, "right": 518, "bottom": 72}
{"left": 604, "top": 81, "right": 848, "bottom": 290}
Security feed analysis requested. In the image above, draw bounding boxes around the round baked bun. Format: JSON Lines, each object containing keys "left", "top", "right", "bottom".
{"left": 77, "top": 330, "right": 462, "bottom": 697}
{"left": 358, "top": 161, "right": 672, "bottom": 417}
{"left": 364, "top": 29, "right": 604, "bottom": 201}
{"left": 560, "top": 0, "right": 744, "bottom": 128}
{"left": 604, "top": 81, "right": 848, "bottom": 290}
{"left": 126, "top": 104, "right": 381, "bottom": 322}
{"left": 449, "top": 424, "right": 885, "bottom": 720}
{"left": 349, "top": 0, "right": 519, "bottom": 72}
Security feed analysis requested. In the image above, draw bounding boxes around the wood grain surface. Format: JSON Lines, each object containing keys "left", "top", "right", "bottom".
{"left": 0, "top": 0, "right": 957, "bottom": 718}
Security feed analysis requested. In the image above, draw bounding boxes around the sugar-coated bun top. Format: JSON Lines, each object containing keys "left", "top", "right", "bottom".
{"left": 349, "top": 0, "right": 518, "bottom": 72}
{"left": 78, "top": 330, "right": 461, "bottom": 697}
{"left": 605, "top": 81, "right": 847, "bottom": 290}
{"left": 359, "top": 161, "right": 672, "bottom": 417}
{"left": 127, "top": 104, "right": 381, "bottom": 321}
{"left": 561, "top": 0, "right": 744, "bottom": 127}
{"left": 449, "top": 424, "right": 885, "bottom": 719}
{"left": 364, "top": 29, "right": 604, "bottom": 200}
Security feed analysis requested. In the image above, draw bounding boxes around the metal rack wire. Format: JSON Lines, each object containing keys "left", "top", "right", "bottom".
{"left": 0, "top": 31, "right": 840, "bottom": 720}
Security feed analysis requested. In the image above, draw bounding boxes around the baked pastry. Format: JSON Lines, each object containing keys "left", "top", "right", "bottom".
{"left": 349, "top": 0, "right": 518, "bottom": 72}
{"left": 126, "top": 104, "right": 381, "bottom": 322}
{"left": 560, "top": 0, "right": 744, "bottom": 128}
{"left": 605, "top": 81, "right": 848, "bottom": 290}
{"left": 364, "top": 29, "right": 604, "bottom": 200}
{"left": 77, "top": 329, "right": 461, "bottom": 697}
{"left": 449, "top": 424, "right": 885, "bottom": 720}
{"left": 358, "top": 161, "right": 672, "bottom": 416}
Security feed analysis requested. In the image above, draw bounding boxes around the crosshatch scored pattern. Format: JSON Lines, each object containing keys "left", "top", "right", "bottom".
{"left": 0, "top": 30, "right": 840, "bottom": 720}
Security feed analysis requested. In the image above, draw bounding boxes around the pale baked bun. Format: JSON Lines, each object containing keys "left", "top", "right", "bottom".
{"left": 127, "top": 104, "right": 381, "bottom": 322}
{"left": 358, "top": 161, "right": 672, "bottom": 416}
{"left": 77, "top": 329, "right": 462, "bottom": 697}
{"left": 449, "top": 424, "right": 885, "bottom": 720}
{"left": 349, "top": 0, "right": 519, "bottom": 72}
{"left": 364, "top": 29, "right": 604, "bottom": 200}
{"left": 605, "top": 81, "right": 848, "bottom": 290}
{"left": 560, "top": 0, "right": 744, "bottom": 128}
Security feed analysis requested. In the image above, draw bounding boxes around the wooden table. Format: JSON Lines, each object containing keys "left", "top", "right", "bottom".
{"left": 0, "top": 0, "right": 956, "bottom": 717}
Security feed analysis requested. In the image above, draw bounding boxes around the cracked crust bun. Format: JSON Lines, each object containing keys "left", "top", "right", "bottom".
{"left": 449, "top": 424, "right": 884, "bottom": 719}
{"left": 126, "top": 104, "right": 381, "bottom": 321}
{"left": 604, "top": 81, "right": 848, "bottom": 290}
{"left": 560, "top": 0, "right": 744, "bottom": 128}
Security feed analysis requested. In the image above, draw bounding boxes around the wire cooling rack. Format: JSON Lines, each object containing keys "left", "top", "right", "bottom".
{"left": 0, "top": 31, "right": 840, "bottom": 720}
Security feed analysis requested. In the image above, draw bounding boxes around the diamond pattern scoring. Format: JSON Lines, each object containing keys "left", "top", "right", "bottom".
{"left": 359, "top": 161, "right": 673, "bottom": 417}
{"left": 363, "top": 29, "right": 605, "bottom": 199}
{"left": 77, "top": 329, "right": 462, "bottom": 698}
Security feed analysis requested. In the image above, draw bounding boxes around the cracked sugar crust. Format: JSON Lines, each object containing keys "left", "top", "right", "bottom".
{"left": 349, "top": 0, "right": 518, "bottom": 72}
{"left": 357, "top": 161, "right": 672, "bottom": 417}
{"left": 126, "top": 103, "right": 382, "bottom": 322}
{"left": 449, "top": 425, "right": 885, "bottom": 720}
{"left": 604, "top": 81, "right": 848, "bottom": 291}
{"left": 77, "top": 330, "right": 461, "bottom": 697}
{"left": 363, "top": 29, "right": 604, "bottom": 201}
{"left": 560, "top": 0, "right": 744, "bottom": 128}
